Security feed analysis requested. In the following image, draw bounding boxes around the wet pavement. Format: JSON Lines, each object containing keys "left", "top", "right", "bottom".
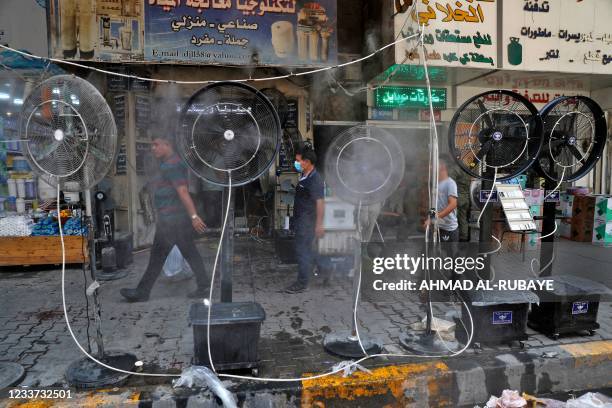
{"left": 0, "top": 235, "right": 610, "bottom": 391}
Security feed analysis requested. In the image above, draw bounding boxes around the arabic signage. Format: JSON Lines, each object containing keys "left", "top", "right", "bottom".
{"left": 502, "top": 0, "right": 612, "bottom": 73}
{"left": 394, "top": 0, "right": 498, "bottom": 68}
{"left": 145, "top": 0, "right": 337, "bottom": 66}
{"left": 47, "top": 0, "right": 337, "bottom": 67}
{"left": 374, "top": 86, "right": 447, "bottom": 110}
{"left": 48, "top": 0, "right": 146, "bottom": 62}
{"left": 457, "top": 86, "right": 588, "bottom": 109}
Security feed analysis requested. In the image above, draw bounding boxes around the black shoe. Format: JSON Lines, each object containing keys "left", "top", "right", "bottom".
{"left": 188, "top": 287, "right": 210, "bottom": 299}
{"left": 120, "top": 288, "right": 150, "bottom": 302}
{"left": 284, "top": 282, "right": 307, "bottom": 293}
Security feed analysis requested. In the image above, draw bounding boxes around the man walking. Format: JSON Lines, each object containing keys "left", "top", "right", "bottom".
{"left": 285, "top": 146, "right": 325, "bottom": 293}
{"left": 120, "top": 135, "right": 210, "bottom": 302}
{"left": 425, "top": 157, "right": 459, "bottom": 243}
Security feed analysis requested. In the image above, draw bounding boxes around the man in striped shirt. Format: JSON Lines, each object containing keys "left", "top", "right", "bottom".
{"left": 120, "top": 136, "right": 210, "bottom": 302}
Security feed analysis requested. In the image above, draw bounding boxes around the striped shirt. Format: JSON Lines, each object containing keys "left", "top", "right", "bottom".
{"left": 151, "top": 154, "right": 188, "bottom": 220}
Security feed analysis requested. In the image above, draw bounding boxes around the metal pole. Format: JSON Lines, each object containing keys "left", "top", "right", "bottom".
{"left": 86, "top": 190, "right": 105, "bottom": 359}
{"left": 220, "top": 187, "right": 234, "bottom": 302}
{"left": 540, "top": 178, "right": 556, "bottom": 277}
{"left": 478, "top": 177, "right": 494, "bottom": 281}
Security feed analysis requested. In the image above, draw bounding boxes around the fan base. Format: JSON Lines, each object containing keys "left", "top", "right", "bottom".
{"left": 399, "top": 331, "right": 458, "bottom": 355}
{"left": 323, "top": 332, "right": 383, "bottom": 358}
{"left": 65, "top": 352, "right": 137, "bottom": 389}
{"left": 0, "top": 362, "right": 25, "bottom": 389}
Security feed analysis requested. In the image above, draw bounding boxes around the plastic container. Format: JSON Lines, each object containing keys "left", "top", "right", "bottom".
{"left": 12, "top": 156, "right": 30, "bottom": 172}
{"left": 16, "top": 178, "right": 26, "bottom": 198}
{"left": 456, "top": 290, "right": 537, "bottom": 346}
{"left": 25, "top": 178, "right": 36, "bottom": 199}
{"left": 6, "top": 197, "right": 16, "bottom": 212}
{"left": 189, "top": 302, "right": 265, "bottom": 370}
{"left": 38, "top": 178, "right": 56, "bottom": 200}
{"left": 274, "top": 229, "right": 297, "bottom": 264}
{"left": 528, "top": 276, "right": 609, "bottom": 338}
{"left": 7, "top": 179, "right": 17, "bottom": 197}
{"left": 16, "top": 198, "right": 26, "bottom": 213}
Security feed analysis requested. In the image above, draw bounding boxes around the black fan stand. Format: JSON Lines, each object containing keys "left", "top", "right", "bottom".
{"left": 66, "top": 192, "right": 136, "bottom": 389}
{"left": 399, "top": 210, "right": 460, "bottom": 354}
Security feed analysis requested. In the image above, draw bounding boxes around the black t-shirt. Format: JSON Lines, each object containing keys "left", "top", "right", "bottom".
{"left": 293, "top": 169, "right": 324, "bottom": 227}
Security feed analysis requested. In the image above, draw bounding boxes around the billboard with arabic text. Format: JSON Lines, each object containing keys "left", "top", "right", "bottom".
{"left": 145, "top": 0, "right": 337, "bottom": 66}
{"left": 394, "top": 0, "right": 498, "bottom": 69}
{"left": 502, "top": 0, "right": 611, "bottom": 74}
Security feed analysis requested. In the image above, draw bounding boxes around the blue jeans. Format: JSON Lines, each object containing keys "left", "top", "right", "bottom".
{"left": 295, "top": 224, "right": 315, "bottom": 285}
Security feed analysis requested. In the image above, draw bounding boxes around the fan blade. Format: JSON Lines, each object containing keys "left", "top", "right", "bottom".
{"left": 567, "top": 144, "right": 586, "bottom": 164}
{"left": 564, "top": 111, "right": 578, "bottom": 135}
{"left": 477, "top": 100, "right": 494, "bottom": 129}
{"left": 476, "top": 139, "right": 493, "bottom": 161}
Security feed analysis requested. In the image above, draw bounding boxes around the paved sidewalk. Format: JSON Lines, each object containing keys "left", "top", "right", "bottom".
{"left": 0, "top": 237, "right": 610, "bottom": 406}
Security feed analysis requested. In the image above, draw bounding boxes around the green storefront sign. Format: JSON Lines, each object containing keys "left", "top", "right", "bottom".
{"left": 374, "top": 86, "right": 447, "bottom": 110}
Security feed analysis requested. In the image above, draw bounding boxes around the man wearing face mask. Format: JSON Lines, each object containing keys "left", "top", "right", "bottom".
{"left": 285, "top": 146, "right": 325, "bottom": 293}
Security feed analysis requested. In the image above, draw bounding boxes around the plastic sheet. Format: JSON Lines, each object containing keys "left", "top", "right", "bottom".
{"left": 173, "top": 366, "right": 237, "bottom": 408}
{"left": 566, "top": 392, "right": 612, "bottom": 408}
{"left": 162, "top": 245, "right": 194, "bottom": 280}
{"left": 331, "top": 360, "right": 372, "bottom": 377}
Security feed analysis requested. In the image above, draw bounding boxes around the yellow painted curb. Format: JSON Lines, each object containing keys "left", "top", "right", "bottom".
{"left": 560, "top": 340, "right": 612, "bottom": 368}
{"left": 302, "top": 361, "right": 451, "bottom": 407}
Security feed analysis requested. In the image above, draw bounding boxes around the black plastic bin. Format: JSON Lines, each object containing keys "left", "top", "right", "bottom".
{"left": 528, "top": 275, "right": 610, "bottom": 339}
{"left": 456, "top": 290, "right": 538, "bottom": 346}
{"left": 274, "top": 229, "right": 297, "bottom": 264}
{"left": 189, "top": 302, "right": 265, "bottom": 371}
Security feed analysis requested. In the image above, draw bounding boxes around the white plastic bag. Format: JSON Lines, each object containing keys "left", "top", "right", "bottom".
{"left": 163, "top": 245, "right": 194, "bottom": 280}
{"left": 566, "top": 392, "right": 612, "bottom": 408}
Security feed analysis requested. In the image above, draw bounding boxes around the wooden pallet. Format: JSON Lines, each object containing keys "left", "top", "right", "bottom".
{"left": 0, "top": 236, "right": 88, "bottom": 266}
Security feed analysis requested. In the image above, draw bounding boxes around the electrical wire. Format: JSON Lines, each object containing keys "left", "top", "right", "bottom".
{"left": 205, "top": 174, "right": 233, "bottom": 373}
{"left": 0, "top": 32, "right": 420, "bottom": 86}
{"left": 59, "top": 184, "right": 181, "bottom": 378}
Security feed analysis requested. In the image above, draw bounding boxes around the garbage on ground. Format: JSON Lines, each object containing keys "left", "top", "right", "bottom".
{"left": 173, "top": 365, "right": 237, "bottom": 408}
{"left": 486, "top": 390, "right": 527, "bottom": 408}
{"left": 331, "top": 360, "right": 372, "bottom": 377}
{"left": 566, "top": 392, "right": 612, "bottom": 408}
{"left": 410, "top": 316, "right": 456, "bottom": 341}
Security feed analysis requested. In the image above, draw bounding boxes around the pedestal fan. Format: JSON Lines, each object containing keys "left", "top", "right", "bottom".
{"left": 322, "top": 125, "right": 405, "bottom": 358}
{"left": 177, "top": 82, "right": 280, "bottom": 371}
{"left": 448, "top": 90, "right": 543, "bottom": 269}
{"left": 534, "top": 96, "right": 607, "bottom": 276}
{"left": 440, "top": 90, "right": 544, "bottom": 350}
{"left": 13, "top": 75, "right": 135, "bottom": 388}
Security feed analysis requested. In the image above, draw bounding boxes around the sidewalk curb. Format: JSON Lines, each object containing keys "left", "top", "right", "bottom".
{"left": 3, "top": 340, "right": 611, "bottom": 407}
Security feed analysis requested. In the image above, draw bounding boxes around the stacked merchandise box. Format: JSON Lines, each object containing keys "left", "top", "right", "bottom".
{"left": 570, "top": 195, "right": 596, "bottom": 242}
{"left": 557, "top": 192, "right": 576, "bottom": 239}
{"left": 593, "top": 196, "right": 612, "bottom": 245}
{"left": 492, "top": 207, "right": 522, "bottom": 252}
{"left": 523, "top": 189, "right": 544, "bottom": 251}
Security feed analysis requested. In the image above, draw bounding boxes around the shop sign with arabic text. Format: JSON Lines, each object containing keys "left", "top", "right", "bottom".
{"left": 394, "top": 0, "right": 498, "bottom": 68}
{"left": 145, "top": 0, "right": 337, "bottom": 66}
{"left": 502, "top": 0, "right": 611, "bottom": 74}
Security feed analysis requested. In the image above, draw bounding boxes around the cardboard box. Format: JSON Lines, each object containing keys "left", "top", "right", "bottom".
{"left": 570, "top": 195, "right": 596, "bottom": 242}
{"left": 558, "top": 193, "right": 575, "bottom": 217}
{"left": 558, "top": 219, "right": 572, "bottom": 239}
{"left": 593, "top": 221, "right": 612, "bottom": 245}
{"left": 594, "top": 195, "right": 612, "bottom": 223}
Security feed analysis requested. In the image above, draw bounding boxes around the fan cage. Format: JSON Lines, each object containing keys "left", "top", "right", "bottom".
{"left": 324, "top": 125, "right": 405, "bottom": 206}
{"left": 535, "top": 96, "right": 606, "bottom": 183}
{"left": 177, "top": 82, "right": 281, "bottom": 187}
{"left": 17, "top": 75, "right": 118, "bottom": 192}
{"left": 448, "top": 90, "right": 543, "bottom": 181}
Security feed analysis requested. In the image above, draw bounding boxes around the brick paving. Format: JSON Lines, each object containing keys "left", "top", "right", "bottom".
{"left": 0, "top": 236, "right": 610, "bottom": 388}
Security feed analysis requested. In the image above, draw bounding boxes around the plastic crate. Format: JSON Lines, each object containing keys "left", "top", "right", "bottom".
{"left": 189, "top": 302, "right": 265, "bottom": 371}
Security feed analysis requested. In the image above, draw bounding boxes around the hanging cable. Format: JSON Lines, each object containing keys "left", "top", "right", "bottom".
{"left": 0, "top": 32, "right": 420, "bottom": 86}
